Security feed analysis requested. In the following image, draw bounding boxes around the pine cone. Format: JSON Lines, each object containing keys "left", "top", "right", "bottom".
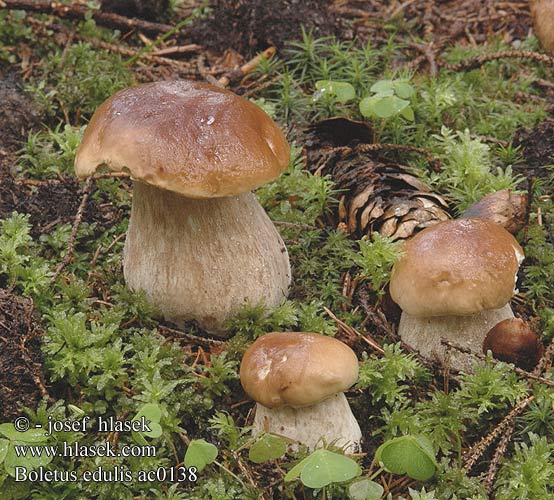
{"left": 304, "top": 118, "right": 451, "bottom": 240}
{"left": 335, "top": 156, "right": 450, "bottom": 239}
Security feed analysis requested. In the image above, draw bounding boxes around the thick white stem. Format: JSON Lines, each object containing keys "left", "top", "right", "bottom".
{"left": 398, "top": 303, "right": 514, "bottom": 371}
{"left": 123, "top": 181, "right": 291, "bottom": 335}
{"left": 252, "top": 393, "right": 361, "bottom": 453}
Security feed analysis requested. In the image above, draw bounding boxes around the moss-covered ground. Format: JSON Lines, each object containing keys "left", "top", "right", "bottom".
{"left": 0, "top": 1, "right": 553, "bottom": 498}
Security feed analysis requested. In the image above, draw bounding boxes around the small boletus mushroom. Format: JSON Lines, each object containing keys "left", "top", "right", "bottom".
{"left": 389, "top": 218, "right": 524, "bottom": 371}
{"left": 483, "top": 318, "right": 544, "bottom": 371}
{"left": 74, "top": 81, "right": 291, "bottom": 335}
{"left": 240, "top": 332, "right": 361, "bottom": 452}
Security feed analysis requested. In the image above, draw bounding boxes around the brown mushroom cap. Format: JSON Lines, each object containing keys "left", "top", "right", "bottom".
{"left": 483, "top": 318, "right": 544, "bottom": 371}
{"left": 390, "top": 218, "right": 524, "bottom": 317}
{"left": 74, "top": 81, "right": 290, "bottom": 198}
{"left": 240, "top": 332, "right": 359, "bottom": 409}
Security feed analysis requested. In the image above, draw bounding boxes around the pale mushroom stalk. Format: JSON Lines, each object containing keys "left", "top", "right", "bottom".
{"left": 124, "top": 181, "right": 291, "bottom": 333}
{"left": 252, "top": 393, "right": 361, "bottom": 453}
{"left": 397, "top": 304, "right": 514, "bottom": 370}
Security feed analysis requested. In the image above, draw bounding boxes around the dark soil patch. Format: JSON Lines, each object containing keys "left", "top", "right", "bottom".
{"left": 189, "top": 0, "right": 342, "bottom": 58}
{"left": 0, "top": 74, "right": 41, "bottom": 153}
{"left": 0, "top": 289, "right": 46, "bottom": 421}
{"left": 0, "top": 74, "right": 41, "bottom": 183}
{"left": 101, "top": 0, "right": 169, "bottom": 21}
{"left": 513, "top": 118, "right": 554, "bottom": 178}
{"left": 348, "top": 0, "right": 532, "bottom": 47}
{"left": 0, "top": 175, "right": 114, "bottom": 238}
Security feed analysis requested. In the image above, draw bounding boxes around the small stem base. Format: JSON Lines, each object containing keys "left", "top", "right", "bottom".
{"left": 252, "top": 393, "right": 361, "bottom": 453}
{"left": 398, "top": 304, "right": 514, "bottom": 371}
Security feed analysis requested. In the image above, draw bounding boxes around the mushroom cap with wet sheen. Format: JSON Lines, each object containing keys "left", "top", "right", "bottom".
{"left": 74, "top": 80, "right": 290, "bottom": 198}
{"left": 240, "top": 332, "right": 359, "bottom": 409}
{"left": 390, "top": 218, "right": 524, "bottom": 317}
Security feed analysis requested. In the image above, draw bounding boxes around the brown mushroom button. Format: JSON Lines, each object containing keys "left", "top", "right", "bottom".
{"left": 240, "top": 332, "right": 359, "bottom": 409}
{"left": 483, "top": 318, "right": 544, "bottom": 370}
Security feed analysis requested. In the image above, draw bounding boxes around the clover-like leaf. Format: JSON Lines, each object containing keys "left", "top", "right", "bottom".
{"left": 373, "top": 96, "right": 409, "bottom": 118}
{"left": 394, "top": 82, "right": 415, "bottom": 99}
{"left": 184, "top": 439, "right": 218, "bottom": 472}
{"left": 248, "top": 433, "right": 287, "bottom": 464}
{"left": 315, "top": 80, "right": 356, "bottom": 103}
{"left": 0, "top": 439, "right": 9, "bottom": 464}
{"left": 375, "top": 435, "right": 437, "bottom": 481}
{"left": 349, "top": 478, "right": 384, "bottom": 500}
{"left": 359, "top": 96, "right": 381, "bottom": 118}
{"left": 131, "top": 403, "right": 163, "bottom": 445}
{"left": 3, "top": 441, "right": 54, "bottom": 477}
{"left": 370, "top": 80, "right": 395, "bottom": 95}
{"left": 285, "top": 449, "right": 361, "bottom": 489}
{"left": 0, "top": 424, "right": 47, "bottom": 444}
{"left": 400, "top": 105, "right": 415, "bottom": 121}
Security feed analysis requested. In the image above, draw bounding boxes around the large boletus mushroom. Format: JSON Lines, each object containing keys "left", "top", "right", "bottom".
{"left": 74, "top": 81, "right": 291, "bottom": 335}
{"left": 240, "top": 332, "right": 362, "bottom": 452}
{"left": 389, "top": 218, "right": 524, "bottom": 371}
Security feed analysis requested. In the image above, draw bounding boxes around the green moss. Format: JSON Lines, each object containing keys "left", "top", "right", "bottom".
{"left": 26, "top": 42, "right": 134, "bottom": 123}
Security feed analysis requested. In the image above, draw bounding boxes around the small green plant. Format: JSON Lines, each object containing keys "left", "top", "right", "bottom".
{"left": 208, "top": 412, "right": 250, "bottom": 451}
{"left": 195, "top": 352, "right": 239, "bottom": 397}
{"left": 184, "top": 439, "right": 218, "bottom": 472}
{"left": 494, "top": 433, "right": 554, "bottom": 500}
{"left": 0, "top": 10, "right": 35, "bottom": 64}
{"left": 519, "top": 388, "right": 554, "bottom": 436}
{"left": 348, "top": 478, "right": 384, "bottom": 500}
{"left": 426, "top": 128, "right": 522, "bottom": 212}
{"left": 0, "top": 213, "right": 52, "bottom": 297}
{"left": 401, "top": 488, "right": 439, "bottom": 500}
{"left": 131, "top": 403, "right": 163, "bottom": 445}
{"left": 18, "top": 125, "right": 84, "bottom": 179}
{"left": 375, "top": 435, "right": 438, "bottom": 481}
{"left": 284, "top": 449, "right": 361, "bottom": 490}
{"left": 348, "top": 234, "right": 403, "bottom": 297}
{"left": 257, "top": 145, "right": 337, "bottom": 226}
{"left": 26, "top": 41, "right": 134, "bottom": 122}
{"left": 359, "top": 79, "right": 415, "bottom": 121}
{"left": 357, "top": 343, "right": 429, "bottom": 407}
{"left": 313, "top": 80, "right": 356, "bottom": 104}
{"left": 248, "top": 434, "right": 287, "bottom": 464}
{"left": 0, "top": 424, "right": 53, "bottom": 477}
{"left": 523, "top": 222, "right": 554, "bottom": 306}
{"left": 42, "top": 310, "right": 124, "bottom": 388}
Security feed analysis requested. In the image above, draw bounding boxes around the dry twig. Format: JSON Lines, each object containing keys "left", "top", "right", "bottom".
{"left": 50, "top": 176, "right": 95, "bottom": 284}
{"left": 157, "top": 324, "right": 226, "bottom": 348}
{"left": 1, "top": 0, "right": 173, "bottom": 34}
{"left": 463, "top": 395, "right": 534, "bottom": 472}
{"left": 218, "top": 47, "right": 276, "bottom": 87}
{"left": 441, "top": 50, "right": 554, "bottom": 72}
{"left": 324, "top": 306, "right": 384, "bottom": 354}
{"left": 441, "top": 339, "right": 554, "bottom": 389}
